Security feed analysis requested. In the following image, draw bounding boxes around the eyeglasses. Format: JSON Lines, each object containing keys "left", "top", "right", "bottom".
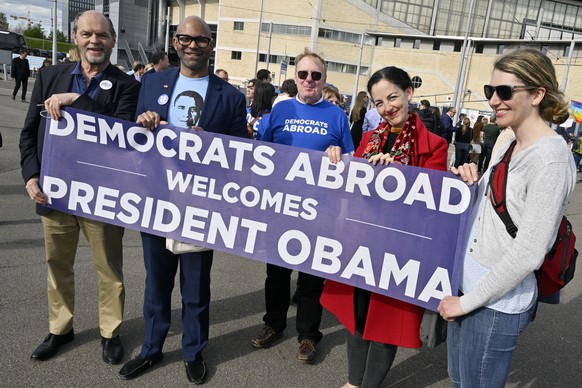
{"left": 483, "top": 85, "right": 538, "bottom": 101}
{"left": 297, "top": 70, "right": 323, "bottom": 81}
{"left": 175, "top": 34, "right": 212, "bottom": 48}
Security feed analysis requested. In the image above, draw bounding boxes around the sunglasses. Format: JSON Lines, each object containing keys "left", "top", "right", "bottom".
{"left": 175, "top": 34, "right": 212, "bottom": 48}
{"left": 297, "top": 70, "right": 323, "bottom": 81}
{"left": 483, "top": 85, "right": 537, "bottom": 101}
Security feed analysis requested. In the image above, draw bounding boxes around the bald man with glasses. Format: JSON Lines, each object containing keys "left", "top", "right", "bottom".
{"left": 252, "top": 49, "right": 354, "bottom": 364}
{"left": 119, "top": 16, "right": 246, "bottom": 384}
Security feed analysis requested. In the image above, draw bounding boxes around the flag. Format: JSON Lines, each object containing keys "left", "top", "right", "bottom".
{"left": 572, "top": 100, "right": 582, "bottom": 124}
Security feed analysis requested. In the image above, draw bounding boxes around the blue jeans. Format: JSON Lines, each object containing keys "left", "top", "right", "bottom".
{"left": 447, "top": 305, "right": 534, "bottom": 387}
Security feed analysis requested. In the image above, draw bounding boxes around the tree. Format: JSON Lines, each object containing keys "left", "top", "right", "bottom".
{"left": 23, "top": 23, "right": 45, "bottom": 39}
{"left": 0, "top": 12, "right": 8, "bottom": 30}
{"left": 48, "top": 29, "right": 67, "bottom": 42}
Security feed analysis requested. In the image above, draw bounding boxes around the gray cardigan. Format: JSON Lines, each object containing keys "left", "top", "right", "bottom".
{"left": 460, "top": 135, "right": 576, "bottom": 314}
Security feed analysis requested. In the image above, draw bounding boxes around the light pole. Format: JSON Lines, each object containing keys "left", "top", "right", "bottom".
{"left": 52, "top": 0, "right": 57, "bottom": 65}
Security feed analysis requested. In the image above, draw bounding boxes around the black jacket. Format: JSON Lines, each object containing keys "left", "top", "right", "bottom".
{"left": 418, "top": 108, "right": 437, "bottom": 134}
{"left": 19, "top": 62, "right": 141, "bottom": 215}
{"left": 11, "top": 56, "right": 30, "bottom": 79}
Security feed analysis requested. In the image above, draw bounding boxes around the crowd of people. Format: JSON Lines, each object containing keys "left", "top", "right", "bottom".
{"left": 15, "top": 9, "right": 578, "bottom": 388}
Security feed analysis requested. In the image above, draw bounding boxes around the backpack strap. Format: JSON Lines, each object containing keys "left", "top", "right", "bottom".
{"left": 488, "top": 140, "right": 518, "bottom": 238}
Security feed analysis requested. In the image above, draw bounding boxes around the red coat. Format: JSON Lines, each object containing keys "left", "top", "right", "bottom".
{"left": 320, "top": 114, "right": 448, "bottom": 348}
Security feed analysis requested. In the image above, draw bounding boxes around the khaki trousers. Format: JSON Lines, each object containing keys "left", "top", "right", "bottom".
{"left": 41, "top": 211, "right": 124, "bottom": 338}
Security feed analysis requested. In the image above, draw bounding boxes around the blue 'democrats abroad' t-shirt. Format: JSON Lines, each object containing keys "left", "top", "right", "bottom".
{"left": 258, "top": 97, "right": 354, "bottom": 153}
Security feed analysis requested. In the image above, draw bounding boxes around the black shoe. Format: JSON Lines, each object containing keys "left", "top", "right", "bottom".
{"left": 30, "top": 329, "right": 75, "bottom": 361}
{"left": 101, "top": 335, "right": 124, "bottom": 364}
{"left": 119, "top": 354, "right": 162, "bottom": 380}
{"left": 251, "top": 326, "right": 283, "bottom": 348}
{"left": 11, "top": 95, "right": 15, "bottom": 100}
{"left": 184, "top": 354, "right": 206, "bottom": 384}
{"left": 22, "top": 99, "right": 27, "bottom": 103}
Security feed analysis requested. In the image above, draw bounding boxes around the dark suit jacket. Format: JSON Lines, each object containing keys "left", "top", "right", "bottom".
{"left": 19, "top": 62, "right": 141, "bottom": 215}
{"left": 135, "top": 68, "right": 247, "bottom": 138}
{"left": 11, "top": 56, "right": 30, "bottom": 79}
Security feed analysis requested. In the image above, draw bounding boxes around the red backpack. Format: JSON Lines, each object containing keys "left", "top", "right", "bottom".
{"left": 488, "top": 140, "right": 578, "bottom": 299}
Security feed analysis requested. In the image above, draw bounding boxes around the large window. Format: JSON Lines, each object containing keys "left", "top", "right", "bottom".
{"left": 261, "top": 23, "right": 311, "bottom": 36}
{"left": 258, "top": 54, "right": 285, "bottom": 64}
{"left": 327, "top": 62, "right": 369, "bottom": 75}
{"left": 318, "top": 28, "right": 374, "bottom": 45}
{"left": 380, "top": 0, "right": 435, "bottom": 34}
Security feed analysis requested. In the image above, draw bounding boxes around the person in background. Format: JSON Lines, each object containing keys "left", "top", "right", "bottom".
{"left": 246, "top": 78, "right": 259, "bottom": 106}
{"left": 431, "top": 106, "right": 445, "bottom": 137}
{"left": 470, "top": 115, "right": 484, "bottom": 164}
{"left": 256, "top": 68, "right": 272, "bottom": 83}
{"left": 126, "top": 60, "right": 143, "bottom": 76}
{"left": 253, "top": 49, "right": 354, "bottom": 364}
{"left": 140, "top": 51, "right": 170, "bottom": 82}
{"left": 454, "top": 116, "right": 472, "bottom": 167}
{"left": 323, "top": 66, "right": 448, "bottom": 388}
{"left": 441, "top": 106, "right": 456, "bottom": 145}
{"left": 11, "top": 49, "right": 30, "bottom": 102}
{"left": 245, "top": 78, "right": 260, "bottom": 124}
{"left": 248, "top": 81, "right": 276, "bottom": 138}
{"left": 132, "top": 63, "right": 146, "bottom": 82}
{"left": 118, "top": 16, "right": 246, "bottom": 384}
{"left": 417, "top": 99, "right": 438, "bottom": 134}
{"left": 362, "top": 106, "right": 383, "bottom": 134}
{"left": 572, "top": 133, "right": 582, "bottom": 174}
{"left": 61, "top": 46, "right": 81, "bottom": 64}
{"left": 39, "top": 58, "right": 51, "bottom": 70}
{"left": 349, "top": 91, "right": 368, "bottom": 150}
{"left": 480, "top": 114, "right": 500, "bottom": 172}
{"left": 215, "top": 68, "right": 229, "bottom": 82}
{"left": 323, "top": 84, "right": 342, "bottom": 106}
{"left": 20, "top": 9, "right": 141, "bottom": 365}
{"left": 272, "top": 78, "right": 297, "bottom": 106}
{"left": 439, "top": 48, "right": 575, "bottom": 388}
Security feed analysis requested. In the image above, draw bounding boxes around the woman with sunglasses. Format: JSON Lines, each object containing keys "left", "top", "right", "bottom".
{"left": 322, "top": 66, "right": 448, "bottom": 388}
{"left": 438, "top": 48, "right": 576, "bottom": 387}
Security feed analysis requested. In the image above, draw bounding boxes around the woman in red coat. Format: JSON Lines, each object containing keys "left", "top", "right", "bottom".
{"left": 322, "top": 66, "right": 448, "bottom": 388}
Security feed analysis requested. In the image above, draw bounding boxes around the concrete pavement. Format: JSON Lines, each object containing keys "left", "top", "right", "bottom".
{"left": 0, "top": 77, "right": 580, "bottom": 387}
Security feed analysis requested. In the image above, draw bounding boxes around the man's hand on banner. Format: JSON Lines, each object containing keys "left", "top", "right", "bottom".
{"left": 326, "top": 145, "right": 343, "bottom": 164}
{"left": 137, "top": 111, "right": 168, "bottom": 131}
{"left": 44, "top": 93, "right": 80, "bottom": 120}
{"left": 25, "top": 176, "right": 48, "bottom": 205}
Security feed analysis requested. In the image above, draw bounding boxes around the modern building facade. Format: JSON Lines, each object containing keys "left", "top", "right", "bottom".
{"left": 62, "top": 0, "right": 95, "bottom": 43}
{"left": 82, "top": 0, "right": 582, "bottom": 113}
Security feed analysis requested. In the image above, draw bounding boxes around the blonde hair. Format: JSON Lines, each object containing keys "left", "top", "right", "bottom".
{"left": 493, "top": 48, "right": 569, "bottom": 124}
{"left": 322, "top": 85, "right": 341, "bottom": 104}
{"left": 350, "top": 91, "right": 368, "bottom": 122}
{"left": 295, "top": 48, "right": 327, "bottom": 75}
{"left": 68, "top": 46, "right": 80, "bottom": 62}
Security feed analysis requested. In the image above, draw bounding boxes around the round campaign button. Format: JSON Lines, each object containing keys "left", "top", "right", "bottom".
{"left": 100, "top": 80, "right": 113, "bottom": 90}
{"left": 158, "top": 94, "right": 169, "bottom": 105}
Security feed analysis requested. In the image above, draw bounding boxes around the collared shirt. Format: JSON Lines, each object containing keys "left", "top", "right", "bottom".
{"left": 70, "top": 62, "right": 105, "bottom": 99}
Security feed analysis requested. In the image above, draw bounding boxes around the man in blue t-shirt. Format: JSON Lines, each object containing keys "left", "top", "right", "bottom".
{"left": 119, "top": 16, "right": 246, "bottom": 384}
{"left": 253, "top": 49, "right": 354, "bottom": 364}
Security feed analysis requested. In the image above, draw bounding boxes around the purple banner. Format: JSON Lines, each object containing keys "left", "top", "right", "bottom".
{"left": 40, "top": 108, "right": 474, "bottom": 311}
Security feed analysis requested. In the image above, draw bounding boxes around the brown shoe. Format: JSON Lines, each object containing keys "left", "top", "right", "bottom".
{"left": 296, "top": 339, "right": 316, "bottom": 363}
{"left": 251, "top": 326, "right": 283, "bottom": 348}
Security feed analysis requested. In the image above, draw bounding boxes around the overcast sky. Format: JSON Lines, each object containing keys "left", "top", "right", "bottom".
{"left": 0, "top": 0, "right": 62, "bottom": 33}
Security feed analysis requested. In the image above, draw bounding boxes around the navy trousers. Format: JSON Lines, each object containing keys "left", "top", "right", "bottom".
{"left": 140, "top": 232, "right": 213, "bottom": 361}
